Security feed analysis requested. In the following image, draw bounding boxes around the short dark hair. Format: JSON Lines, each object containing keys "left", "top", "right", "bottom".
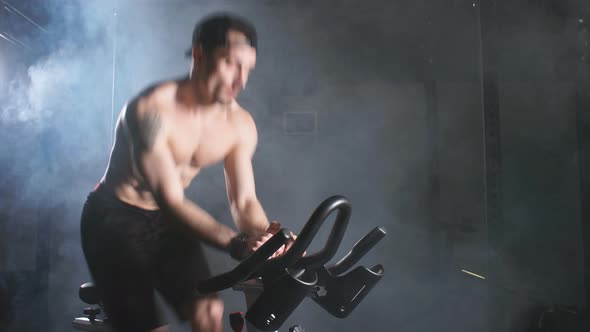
{"left": 185, "top": 12, "right": 257, "bottom": 57}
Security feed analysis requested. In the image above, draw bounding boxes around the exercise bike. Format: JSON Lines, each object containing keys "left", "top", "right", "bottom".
{"left": 73, "top": 195, "right": 386, "bottom": 331}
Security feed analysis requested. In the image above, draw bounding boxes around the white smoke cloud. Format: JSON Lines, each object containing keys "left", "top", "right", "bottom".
{"left": 2, "top": 45, "right": 82, "bottom": 128}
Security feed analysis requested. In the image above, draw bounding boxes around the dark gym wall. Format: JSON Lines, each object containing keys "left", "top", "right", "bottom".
{"left": 482, "top": 1, "right": 587, "bottom": 330}
{"left": 0, "top": 0, "right": 587, "bottom": 331}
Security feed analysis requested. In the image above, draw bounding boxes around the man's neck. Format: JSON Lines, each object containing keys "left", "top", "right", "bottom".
{"left": 176, "top": 77, "right": 215, "bottom": 111}
{"left": 177, "top": 75, "right": 235, "bottom": 115}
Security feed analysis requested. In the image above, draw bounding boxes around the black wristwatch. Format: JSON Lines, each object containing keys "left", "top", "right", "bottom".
{"left": 229, "top": 232, "right": 249, "bottom": 261}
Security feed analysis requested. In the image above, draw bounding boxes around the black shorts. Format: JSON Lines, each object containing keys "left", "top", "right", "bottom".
{"left": 80, "top": 184, "right": 213, "bottom": 332}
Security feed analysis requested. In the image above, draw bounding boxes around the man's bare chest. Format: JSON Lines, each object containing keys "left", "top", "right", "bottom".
{"left": 167, "top": 114, "right": 237, "bottom": 168}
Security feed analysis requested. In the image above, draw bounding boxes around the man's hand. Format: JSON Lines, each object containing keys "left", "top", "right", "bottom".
{"left": 251, "top": 221, "right": 297, "bottom": 258}
{"left": 229, "top": 221, "right": 299, "bottom": 260}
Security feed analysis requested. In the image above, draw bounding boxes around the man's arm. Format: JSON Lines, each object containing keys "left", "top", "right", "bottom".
{"left": 131, "top": 101, "right": 237, "bottom": 251}
{"left": 224, "top": 112, "right": 270, "bottom": 235}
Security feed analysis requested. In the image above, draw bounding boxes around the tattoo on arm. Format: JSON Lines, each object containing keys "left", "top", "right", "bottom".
{"left": 137, "top": 108, "right": 161, "bottom": 150}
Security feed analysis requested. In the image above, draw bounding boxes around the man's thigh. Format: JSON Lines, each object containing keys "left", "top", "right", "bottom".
{"left": 83, "top": 211, "right": 165, "bottom": 331}
{"left": 154, "top": 218, "right": 214, "bottom": 321}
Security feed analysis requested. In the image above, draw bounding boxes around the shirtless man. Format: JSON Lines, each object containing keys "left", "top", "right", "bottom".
{"left": 80, "top": 13, "right": 289, "bottom": 332}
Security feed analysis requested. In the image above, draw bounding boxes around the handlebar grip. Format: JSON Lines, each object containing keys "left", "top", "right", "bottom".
{"left": 252, "top": 196, "right": 351, "bottom": 280}
{"left": 328, "top": 226, "right": 386, "bottom": 276}
{"left": 197, "top": 229, "right": 292, "bottom": 294}
{"left": 288, "top": 196, "right": 351, "bottom": 271}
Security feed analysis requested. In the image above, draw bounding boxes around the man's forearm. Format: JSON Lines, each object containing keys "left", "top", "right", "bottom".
{"left": 232, "top": 199, "right": 270, "bottom": 234}
{"left": 166, "top": 198, "right": 238, "bottom": 251}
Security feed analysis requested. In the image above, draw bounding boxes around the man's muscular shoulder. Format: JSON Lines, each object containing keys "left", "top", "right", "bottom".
{"left": 230, "top": 105, "right": 258, "bottom": 152}
{"left": 131, "top": 81, "right": 177, "bottom": 116}
{"left": 124, "top": 81, "right": 177, "bottom": 151}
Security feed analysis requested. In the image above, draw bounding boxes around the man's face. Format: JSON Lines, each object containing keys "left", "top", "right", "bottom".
{"left": 197, "top": 30, "right": 257, "bottom": 105}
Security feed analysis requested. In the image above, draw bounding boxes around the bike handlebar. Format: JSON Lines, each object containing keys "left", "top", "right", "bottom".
{"left": 256, "top": 195, "right": 351, "bottom": 278}
{"left": 327, "top": 226, "right": 386, "bottom": 276}
{"left": 198, "top": 195, "right": 352, "bottom": 292}
{"left": 197, "top": 228, "right": 292, "bottom": 294}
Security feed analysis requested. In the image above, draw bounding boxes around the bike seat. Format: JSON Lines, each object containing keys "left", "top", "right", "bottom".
{"left": 79, "top": 282, "right": 101, "bottom": 305}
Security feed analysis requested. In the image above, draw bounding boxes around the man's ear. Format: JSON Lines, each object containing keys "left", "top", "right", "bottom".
{"left": 192, "top": 46, "right": 203, "bottom": 65}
